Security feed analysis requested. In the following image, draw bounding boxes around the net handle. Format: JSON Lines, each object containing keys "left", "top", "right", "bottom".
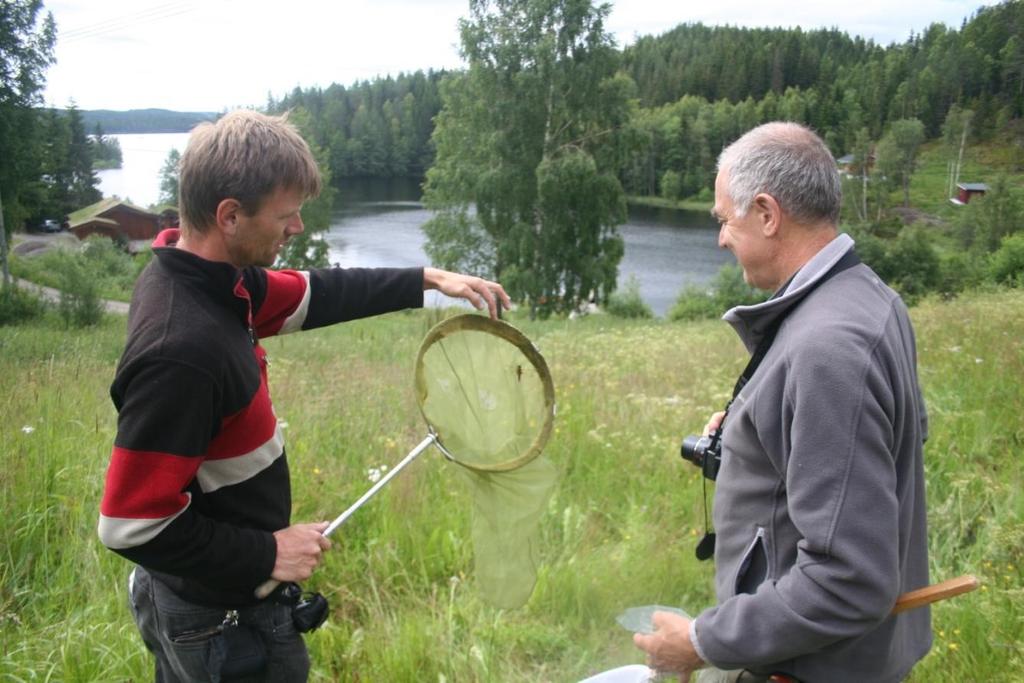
{"left": 254, "top": 433, "right": 438, "bottom": 600}
{"left": 413, "top": 314, "right": 556, "bottom": 472}
{"left": 890, "top": 574, "right": 979, "bottom": 615}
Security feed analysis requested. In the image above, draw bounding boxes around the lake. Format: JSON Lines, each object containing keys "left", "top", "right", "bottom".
{"left": 97, "top": 133, "right": 191, "bottom": 207}
{"left": 98, "top": 134, "right": 735, "bottom": 316}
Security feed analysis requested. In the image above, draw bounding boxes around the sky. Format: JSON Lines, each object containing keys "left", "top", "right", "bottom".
{"left": 41, "top": 0, "right": 999, "bottom": 112}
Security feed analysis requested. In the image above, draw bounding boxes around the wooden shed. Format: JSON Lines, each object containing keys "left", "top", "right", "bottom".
{"left": 951, "top": 182, "right": 990, "bottom": 206}
{"left": 68, "top": 198, "right": 161, "bottom": 242}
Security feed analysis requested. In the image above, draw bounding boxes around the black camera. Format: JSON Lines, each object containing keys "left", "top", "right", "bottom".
{"left": 275, "top": 582, "right": 329, "bottom": 633}
{"left": 680, "top": 429, "right": 722, "bottom": 481}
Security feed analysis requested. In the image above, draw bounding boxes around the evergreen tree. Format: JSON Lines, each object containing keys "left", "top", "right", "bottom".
{"left": 0, "top": 0, "right": 56, "bottom": 284}
{"left": 40, "top": 107, "right": 72, "bottom": 214}
{"left": 158, "top": 149, "right": 181, "bottom": 206}
{"left": 423, "top": 0, "right": 629, "bottom": 317}
{"left": 92, "top": 122, "right": 123, "bottom": 169}
{"left": 65, "top": 103, "right": 101, "bottom": 209}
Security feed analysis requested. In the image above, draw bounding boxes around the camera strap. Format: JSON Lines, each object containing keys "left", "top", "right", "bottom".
{"left": 695, "top": 248, "right": 861, "bottom": 561}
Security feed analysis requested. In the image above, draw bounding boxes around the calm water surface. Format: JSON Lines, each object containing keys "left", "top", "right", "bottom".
{"left": 97, "top": 137, "right": 735, "bottom": 316}
{"left": 96, "top": 133, "right": 190, "bottom": 207}
{"left": 327, "top": 179, "right": 735, "bottom": 316}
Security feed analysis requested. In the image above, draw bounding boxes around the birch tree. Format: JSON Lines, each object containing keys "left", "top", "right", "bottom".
{"left": 423, "top": 0, "right": 630, "bottom": 317}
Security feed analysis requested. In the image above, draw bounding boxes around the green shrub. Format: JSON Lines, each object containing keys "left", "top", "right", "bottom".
{"left": 669, "top": 264, "right": 767, "bottom": 321}
{"left": 711, "top": 264, "right": 767, "bottom": 310}
{"left": 12, "top": 236, "right": 143, "bottom": 302}
{"left": 988, "top": 232, "right": 1024, "bottom": 285}
{"left": 81, "top": 236, "right": 139, "bottom": 297}
{"left": 56, "top": 253, "right": 103, "bottom": 327}
{"left": 844, "top": 224, "right": 888, "bottom": 271}
{"left": 667, "top": 284, "right": 720, "bottom": 321}
{"left": 0, "top": 284, "right": 47, "bottom": 325}
{"left": 886, "top": 227, "right": 943, "bottom": 305}
{"left": 660, "top": 170, "right": 683, "bottom": 202}
{"left": 605, "top": 275, "right": 653, "bottom": 318}
{"left": 847, "top": 224, "right": 945, "bottom": 305}
{"left": 936, "top": 250, "right": 987, "bottom": 297}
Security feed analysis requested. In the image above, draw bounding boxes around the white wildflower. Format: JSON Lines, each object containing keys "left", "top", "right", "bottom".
{"left": 367, "top": 467, "right": 382, "bottom": 483}
{"left": 21, "top": 425, "right": 35, "bottom": 434}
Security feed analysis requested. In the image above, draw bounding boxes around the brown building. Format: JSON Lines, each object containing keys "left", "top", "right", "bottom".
{"left": 68, "top": 198, "right": 162, "bottom": 242}
{"left": 952, "top": 182, "right": 990, "bottom": 205}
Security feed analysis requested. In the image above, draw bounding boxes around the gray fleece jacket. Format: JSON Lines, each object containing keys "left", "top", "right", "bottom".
{"left": 692, "top": 234, "right": 932, "bottom": 682}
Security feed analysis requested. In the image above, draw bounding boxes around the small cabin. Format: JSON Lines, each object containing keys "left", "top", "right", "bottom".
{"left": 951, "top": 182, "right": 989, "bottom": 206}
{"left": 836, "top": 152, "right": 874, "bottom": 177}
{"left": 68, "top": 198, "right": 162, "bottom": 242}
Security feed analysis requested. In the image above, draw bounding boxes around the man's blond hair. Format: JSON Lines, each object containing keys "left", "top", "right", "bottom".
{"left": 178, "top": 110, "right": 322, "bottom": 233}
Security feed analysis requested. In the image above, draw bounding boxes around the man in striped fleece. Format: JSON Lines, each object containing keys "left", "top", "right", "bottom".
{"left": 98, "top": 110, "right": 509, "bottom": 682}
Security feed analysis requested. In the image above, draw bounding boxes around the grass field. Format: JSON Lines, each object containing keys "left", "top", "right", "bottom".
{"left": 1, "top": 289, "right": 1022, "bottom": 681}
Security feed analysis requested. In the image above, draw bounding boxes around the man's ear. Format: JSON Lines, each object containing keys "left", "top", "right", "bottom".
{"left": 215, "top": 198, "right": 243, "bottom": 237}
{"left": 752, "top": 193, "right": 783, "bottom": 237}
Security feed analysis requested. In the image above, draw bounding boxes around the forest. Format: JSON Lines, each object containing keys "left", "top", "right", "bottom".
{"left": 271, "top": 0, "right": 1024, "bottom": 195}
{"left": 260, "top": 0, "right": 1024, "bottom": 314}
{"left": 3, "top": 0, "right": 1023, "bottom": 312}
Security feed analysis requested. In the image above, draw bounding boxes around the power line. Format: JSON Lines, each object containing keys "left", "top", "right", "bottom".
{"left": 60, "top": 1, "right": 189, "bottom": 37}
{"left": 60, "top": 2, "right": 198, "bottom": 43}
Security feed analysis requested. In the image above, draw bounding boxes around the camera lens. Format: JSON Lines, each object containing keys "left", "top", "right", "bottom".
{"left": 680, "top": 434, "right": 707, "bottom": 466}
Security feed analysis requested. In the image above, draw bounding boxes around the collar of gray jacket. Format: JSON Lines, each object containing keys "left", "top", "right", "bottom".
{"left": 723, "top": 233, "right": 856, "bottom": 353}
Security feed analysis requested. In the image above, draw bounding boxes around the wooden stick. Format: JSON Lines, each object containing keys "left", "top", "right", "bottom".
{"left": 891, "top": 575, "right": 980, "bottom": 615}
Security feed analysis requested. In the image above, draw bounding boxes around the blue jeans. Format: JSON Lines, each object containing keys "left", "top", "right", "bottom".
{"left": 128, "top": 566, "right": 310, "bottom": 682}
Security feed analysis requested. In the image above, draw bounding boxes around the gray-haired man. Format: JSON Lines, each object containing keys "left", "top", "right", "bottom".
{"left": 635, "top": 122, "right": 931, "bottom": 682}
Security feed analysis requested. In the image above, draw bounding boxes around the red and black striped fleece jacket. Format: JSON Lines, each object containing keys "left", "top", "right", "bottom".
{"left": 99, "top": 229, "right": 423, "bottom": 607}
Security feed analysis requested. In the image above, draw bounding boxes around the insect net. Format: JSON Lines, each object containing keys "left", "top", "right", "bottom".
{"left": 414, "top": 314, "right": 557, "bottom": 608}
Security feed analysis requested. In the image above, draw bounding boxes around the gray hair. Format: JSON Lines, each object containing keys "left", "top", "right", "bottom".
{"left": 717, "top": 122, "right": 841, "bottom": 225}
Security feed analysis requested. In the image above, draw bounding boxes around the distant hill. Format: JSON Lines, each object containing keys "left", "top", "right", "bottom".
{"left": 82, "top": 108, "right": 219, "bottom": 134}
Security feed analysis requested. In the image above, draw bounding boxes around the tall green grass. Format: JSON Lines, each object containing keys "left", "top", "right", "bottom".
{"left": 1, "top": 291, "right": 1021, "bottom": 681}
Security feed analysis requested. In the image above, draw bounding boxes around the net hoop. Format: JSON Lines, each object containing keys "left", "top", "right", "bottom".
{"left": 414, "top": 314, "right": 555, "bottom": 472}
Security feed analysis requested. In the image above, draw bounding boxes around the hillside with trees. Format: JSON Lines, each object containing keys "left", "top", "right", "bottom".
{"left": 265, "top": 0, "right": 1023, "bottom": 311}
{"left": 80, "top": 108, "right": 218, "bottom": 134}
{"left": 268, "top": 71, "right": 446, "bottom": 179}
{"left": 618, "top": 1, "right": 1024, "bottom": 201}
{"left": 4, "top": 0, "right": 1023, "bottom": 310}
{"left": 269, "top": 2, "right": 1022, "bottom": 201}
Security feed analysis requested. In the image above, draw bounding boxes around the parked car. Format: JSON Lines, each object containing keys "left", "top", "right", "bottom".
{"left": 39, "top": 219, "right": 61, "bottom": 233}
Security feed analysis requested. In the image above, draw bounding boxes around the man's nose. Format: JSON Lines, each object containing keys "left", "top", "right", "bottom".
{"left": 289, "top": 214, "right": 304, "bottom": 235}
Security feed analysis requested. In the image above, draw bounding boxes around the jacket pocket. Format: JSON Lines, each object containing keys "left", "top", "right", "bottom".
{"left": 734, "top": 526, "right": 769, "bottom": 595}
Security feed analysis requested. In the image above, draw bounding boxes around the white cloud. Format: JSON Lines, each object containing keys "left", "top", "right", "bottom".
{"left": 41, "top": 0, "right": 996, "bottom": 112}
